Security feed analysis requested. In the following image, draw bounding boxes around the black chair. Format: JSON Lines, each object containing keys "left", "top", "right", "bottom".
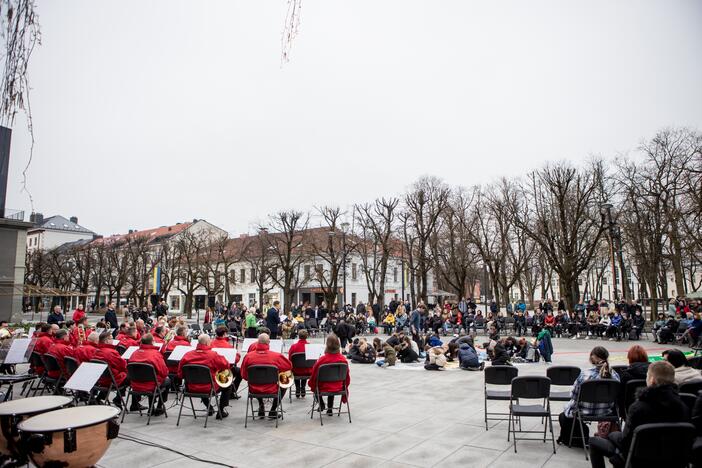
{"left": 679, "top": 380, "right": 702, "bottom": 396}
{"left": 621, "top": 379, "right": 646, "bottom": 418}
{"left": 484, "top": 366, "right": 518, "bottom": 432}
{"left": 508, "top": 376, "right": 556, "bottom": 454}
{"left": 546, "top": 366, "right": 580, "bottom": 401}
{"left": 122, "top": 362, "right": 168, "bottom": 425}
{"left": 28, "top": 352, "right": 48, "bottom": 396}
{"left": 611, "top": 365, "right": 628, "bottom": 376}
{"left": 41, "top": 354, "right": 65, "bottom": 395}
{"left": 64, "top": 356, "right": 80, "bottom": 378}
{"left": 89, "top": 359, "right": 126, "bottom": 409}
{"left": 311, "top": 362, "right": 351, "bottom": 426}
{"left": 227, "top": 321, "right": 239, "bottom": 335}
{"left": 163, "top": 351, "right": 182, "bottom": 402}
{"left": 569, "top": 379, "right": 620, "bottom": 460}
{"left": 244, "top": 365, "right": 282, "bottom": 428}
{"left": 202, "top": 323, "right": 213, "bottom": 335}
{"left": 624, "top": 422, "right": 695, "bottom": 468}
{"left": 679, "top": 392, "right": 697, "bottom": 412}
{"left": 115, "top": 345, "right": 127, "bottom": 356}
{"left": 178, "top": 364, "right": 219, "bottom": 428}
{"left": 289, "top": 352, "right": 316, "bottom": 403}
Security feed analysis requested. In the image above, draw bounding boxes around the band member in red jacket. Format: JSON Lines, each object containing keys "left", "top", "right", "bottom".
{"left": 94, "top": 332, "right": 136, "bottom": 409}
{"left": 71, "top": 303, "right": 86, "bottom": 323}
{"left": 129, "top": 334, "right": 170, "bottom": 416}
{"left": 151, "top": 326, "right": 166, "bottom": 346}
{"left": 178, "top": 334, "right": 231, "bottom": 419}
{"left": 241, "top": 333, "right": 292, "bottom": 419}
{"left": 117, "top": 326, "right": 140, "bottom": 349}
{"left": 212, "top": 326, "right": 242, "bottom": 396}
{"left": 162, "top": 326, "right": 190, "bottom": 373}
{"left": 288, "top": 329, "right": 313, "bottom": 398}
{"left": 73, "top": 332, "right": 100, "bottom": 363}
{"left": 45, "top": 329, "right": 74, "bottom": 380}
{"left": 31, "top": 323, "right": 54, "bottom": 375}
{"left": 308, "top": 334, "right": 351, "bottom": 416}
{"left": 246, "top": 327, "right": 272, "bottom": 353}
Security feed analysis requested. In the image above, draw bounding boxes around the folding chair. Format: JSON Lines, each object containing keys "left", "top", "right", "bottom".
{"left": 484, "top": 365, "right": 518, "bottom": 432}
{"left": 679, "top": 380, "right": 702, "bottom": 396}
{"left": 115, "top": 345, "right": 127, "bottom": 356}
{"left": 29, "top": 352, "right": 48, "bottom": 396}
{"left": 621, "top": 379, "right": 646, "bottom": 418}
{"left": 89, "top": 359, "right": 126, "bottom": 409}
{"left": 178, "top": 364, "right": 219, "bottom": 428}
{"left": 164, "top": 352, "right": 182, "bottom": 403}
{"left": 202, "top": 323, "right": 213, "bottom": 335}
{"left": 311, "top": 362, "right": 351, "bottom": 426}
{"left": 546, "top": 366, "right": 581, "bottom": 402}
{"left": 289, "top": 353, "right": 316, "bottom": 403}
{"left": 611, "top": 365, "right": 627, "bottom": 377}
{"left": 41, "top": 354, "right": 66, "bottom": 395}
{"left": 624, "top": 422, "right": 695, "bottom": 468}
{"left": 508, "top": 376, "right": 556, "bottom": 454}
{"left": 244, "top": 365, "right": 282, "bottom": 428}
{"left": 569, "top": 379, "right": 620, "bottom": 460}
{"left": 122, "top": 362, "right": 168, "bottom": 425}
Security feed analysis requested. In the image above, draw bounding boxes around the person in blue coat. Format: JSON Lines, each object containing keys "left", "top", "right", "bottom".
{"left": 266, "top": 301, "right": 281, "bottom": 339}
{"left": 458, "top": 338, "right": 484, "bottom": 371}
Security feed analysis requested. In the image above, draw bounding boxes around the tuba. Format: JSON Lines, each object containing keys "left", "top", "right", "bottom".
{"left": 277, "top": 370, "right": 294, "bottom": 389}
{"left": 77, "top": 325, "right": 86, "bottom": 347}
{"left": 215, "top": 368, "right": 233, "bottom": 388}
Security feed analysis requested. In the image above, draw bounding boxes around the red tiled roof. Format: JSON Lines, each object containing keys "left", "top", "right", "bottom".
{"left": 93, "top": 222, "right": 193, "bottom": 245}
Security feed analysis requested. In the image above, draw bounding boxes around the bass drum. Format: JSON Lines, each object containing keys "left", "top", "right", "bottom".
{"left": 0, "top": 395, "right": 72, "bottom": 458}
{"left": 18, "top": 405, "right": 120, "bottom": 467}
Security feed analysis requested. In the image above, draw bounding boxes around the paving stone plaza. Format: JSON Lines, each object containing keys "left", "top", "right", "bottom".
{"left": 93, "top": 336, "right": 688, "bottom": 468}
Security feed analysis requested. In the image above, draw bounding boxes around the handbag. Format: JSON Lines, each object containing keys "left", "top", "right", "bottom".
{"left": 596, "top": 420, "right": 620, "bottom": 438}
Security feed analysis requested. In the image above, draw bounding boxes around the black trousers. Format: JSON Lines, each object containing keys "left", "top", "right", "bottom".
{"left": 202, "top": 386, "right": 232, "bottom": 412}
{"left": 257, "top": 388, "right": 287, "bottom": 411}
{"left": 294, "top": 378, "right": 308, "bottom": 395}
{"left": 318, "top": 395, "right": 335, "bottom": 411}
{"left": 589, "top": 432, "right": 625, "bottom": 468}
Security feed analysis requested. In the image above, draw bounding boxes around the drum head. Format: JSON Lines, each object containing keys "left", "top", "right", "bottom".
{"left": 18, "top": 406, "right": 120, "bottom": 433}
{"left": 0, "top": 396, "right": 72, "bottom": 416}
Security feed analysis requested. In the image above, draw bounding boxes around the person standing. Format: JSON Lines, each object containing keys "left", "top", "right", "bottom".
{"left": 266, "top": 301, "right": 281, "bottom": 339}
{"left": 409, "top": 304, "right": 424, "bottom": 349}
{"left": 72, "top": 303, "right": 86, "bottom": 323}
{"left": 47, "top": 306, "right": 65, "bottom": 327}
{"left": 104, "top": 302, "right": 118, "bottom": 336}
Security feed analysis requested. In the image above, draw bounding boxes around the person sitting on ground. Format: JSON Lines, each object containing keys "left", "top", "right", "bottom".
{"left": 458, "top": 337, "right": 484, "bottom": 371}
{"left": 424, "top": 346, "right": 447, "bottom": 371}
{"left": 372, "top": 337, "right": 383, "bottom": 355}
{"left": 427, "top": 333, "right": 443, "bottom": 348}
{"left": 558, "top": 346, "right": 620, "bottom": 445}
{"left": 385, "top": 331, "right": 401, "bottom": 348}
{"left": 588, "top": 360, "right": 690, "bottom": 468}
{"left": 375, "top": 340, "right": 397, "bottom": 367}
{"left": 537, "top": 326, "right": 553, "bottom": 363}
{"left": 502, "top": 336, "right": 518, "bottom": 357}
{"left": 348, "top": 338, "right": 376, "bottom": 364}
{"left": 488, "top": 339, "right": 512, "bottom": 366}
{"left": 513, "top": 337, "right": 539, "bottom": 363}
{"left": 665, "top": 349, "right": 702, "bottom": 386}
{"left": 397, "top": 337, "right": 419, "bottom": 363}
{"left": 619, "top": 345, "right": 649, "bottom": 387}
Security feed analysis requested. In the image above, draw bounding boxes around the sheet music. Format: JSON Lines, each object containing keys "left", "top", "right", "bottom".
{"left": 121, "top": 346, "right": 140, "bottom": 360}
{"left": 168, "top": 345, "right": 195, "bottom": 361}
{"left": 23, "top": 337, "right": 37, "bottom": 361}
{"left": 190, "top": 339, "right": 199, "bottom": 347}
{"left": 212, "top": 348, "right": 237, "bottom": 364}
{"left": 269, "top": 339, "right": 283, "bottom": 353}
{"left": 5, "top": 338, "right": 32, "bottom": 364}
{"left": 154, "top": 342, "right": 163, "bottom": 351}
{"left": 112, "top": 340, "right": 120, "bottom": 346}
{"left": 64, "top": 362, "right": 107, "bottom": 393}
{"left": 305, "top": 343, "right": 325, "bottom": 361}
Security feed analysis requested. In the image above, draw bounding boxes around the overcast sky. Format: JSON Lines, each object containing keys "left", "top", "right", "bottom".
{"left": 5, "top": 0, "right": 702, "bottom": 236}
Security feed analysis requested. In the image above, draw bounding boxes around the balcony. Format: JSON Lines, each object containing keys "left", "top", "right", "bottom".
{"left": 1, "top": 208, "right": 24, "bottom": 221}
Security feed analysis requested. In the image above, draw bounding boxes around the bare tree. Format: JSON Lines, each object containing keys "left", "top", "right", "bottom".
{"left": 263, "top": 210, "right": 309, "bottom": 312}
{"left": 125, "top": 235, "right": 157, "bottom": 307}
{"left": 240, "top": 231, "right": 277, "bottom": 311}
{"left": 173, "top": 230, "right": 208, "bottom": 318}
{"left": 354, "top": 197, "right": 399, "bottom": 308}
{"left": 310, "top": 207, "right": 352, "bottom": 309}
{"left": 105, "top": 240, "right": 130, "bottom": 307}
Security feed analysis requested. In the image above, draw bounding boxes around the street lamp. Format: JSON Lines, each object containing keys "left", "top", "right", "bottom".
{"left": 340, "top": 222, "right": 350, "bottom": 306}
{"left": 600, "top": 203, "right": 618, "bottom": 301}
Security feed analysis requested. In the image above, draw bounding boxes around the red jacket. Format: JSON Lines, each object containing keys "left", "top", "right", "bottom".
{"left": 94, "top": 343, "right": 127, "bottom": 386}
{"left": 178, "top": 344, "right": 229, "bottom": 393}
{"left": 129, "top": 344, "right": 168, "bottom": 392}
{"left": 152, "top": 335, "right": 165, "bottom": 345}
{"left": 117, "top": 333, "right": 139, "bottom": 348}
{"left": 288, "top": 339, "right": 312, "bottom": 377}
{"left": 308, "top": 352, "right": 350, "bottom": 395}
{"left": 545, "top": 315, "right": 555, "bottom": 326}
{"left": 72, "top": 309, "right": 86, "bottom": 323}
{"left": 73, "top": 342, "right": 99, "bottom": 364}
{"left": 240, "top": 344, "right": 292, "bottom": 394}
{"left": 32, "top": 332, "right": 54, "bottom": 374}
{"left": 45, "top": 341, "right": 74, "bottom": 379}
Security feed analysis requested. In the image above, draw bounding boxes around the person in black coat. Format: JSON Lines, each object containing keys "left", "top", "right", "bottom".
{"left": 104, "top": 303, "right": 119, "bottom": 337}
{"left": 619, "top": 345, "right": 650, "bottom": 387}
{"left": 332, "top": 319, "right": 354, "bottom": 350}
{"left": 589, "top": 361, "right": 690, "bottom": 468}
{"left": 489, "top": 341, "right": 512, "bottom": 366}
{"left": 266, "top": 301, "right": 281, "bottom": 339}
{"left": 47, "top": 306, "right": 65, "bottom": 327}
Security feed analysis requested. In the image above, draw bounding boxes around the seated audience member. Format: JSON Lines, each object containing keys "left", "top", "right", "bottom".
{"left": 457, "top": 337, "right": 484, "bottom": 371}
{"left": 588, "top": 360, "right": 690, "bottom": 468}
{"left": 488, "top": 340, "right": 511, "bottom": 366}
{"left": 397, "top": 337, "right": 419, "bottom": 363}
{"left": 631, "top": 309, "right": 645, "bottom": 340}
{"left": 558, "top": 346, "right": 620, "bottom": 445}
{"left": 681, "top": 312, "right": 702, "bottom": 346}
{"left": 375, "top": 341, "right": 397, "bottom": 367}
{"left": 513, "top": 337, "right": 539, "bottom": 363}
{"left": 665, "top": 349, "right": 702, "bottom": 386}
{"left": 348, "top": 338, "right": 376, "bottom": 364}
{"left": 424, "top": 346, "right": 447, "bottom": 371}
{"left": 618, "top": 345, "right": 649, "bottom": 387}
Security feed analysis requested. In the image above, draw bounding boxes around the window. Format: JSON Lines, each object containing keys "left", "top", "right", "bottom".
{"left": 170, "top": 296, "right": 180, "bottom": 310}
{"left": 229, "top": 270, "right": 237, "bottom": 284}
{"left": 304, "top": 265, "right": 311, "bottom": 281}
{"left": 351, "top": 292, "right": 357, "bottom": 306}
{"left": 352, "top": 263, "right": 357, "bottom": 280}
{"left": 602, "top": 277, "right": 608, "bottom": 285}
{"left": 315, "top": 264, "right": 323, "bottom": 280}
{"left": 250, "top": 269, "right": 255, "bottom": 283}
{"left": 240, "top": 269, "right": 246, "bottom": 283}
{"left": 393, "top": 267, "right": 398, "bottom": 282}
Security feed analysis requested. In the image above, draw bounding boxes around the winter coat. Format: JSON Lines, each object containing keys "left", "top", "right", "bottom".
{"left": 619, "top": 361, "right": 649, "bottom": 387}
{"left": 458, "top": 343, "right": 480, "bottom": 369}
{"left": 674, "top": 366, "right": 702, "bottom": 386}
{"left": 491, "top": 343, "right": 511, "bottom": 366}
{"left": 382, "top": 345, "right": 397, "bottom": 366}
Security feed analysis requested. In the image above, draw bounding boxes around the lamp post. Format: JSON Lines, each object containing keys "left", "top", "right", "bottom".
{"left": 600, "top": 203, "right": 618, "bottom": 301}
{"left": 400, "top": 243, "right": 405, "bottom": 302}
{"left": 600, "top": 203, "right": 630, "bottom": 301}
{"left": 340, "top": 222, "right": 350, "bottom": 306}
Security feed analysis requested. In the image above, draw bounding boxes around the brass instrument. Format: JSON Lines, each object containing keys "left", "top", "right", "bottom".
{"left": 215, "top": 368, "right": 233, "bottom": 388}
{"left": 277, "top": 370, "right": 293, "bottom": 389}
{"left": 163, "top": 329, "right": 175, "bottom": 345}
